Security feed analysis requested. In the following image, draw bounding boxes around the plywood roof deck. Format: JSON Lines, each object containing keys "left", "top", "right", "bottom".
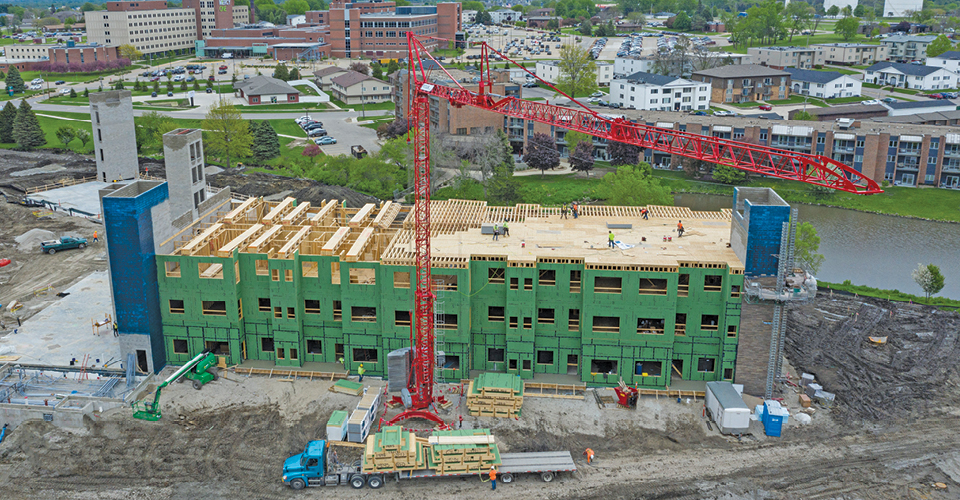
{"left": 167, "top": 199, "right": 741, "bottom": 269}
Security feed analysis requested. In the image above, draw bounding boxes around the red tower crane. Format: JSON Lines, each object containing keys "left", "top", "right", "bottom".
{"left": 387, "top": 33, "right": 882, "bottom": 427}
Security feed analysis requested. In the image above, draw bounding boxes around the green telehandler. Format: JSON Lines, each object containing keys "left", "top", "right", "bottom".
{"left": 132, "top": 349, "right": 219, "bottom": 421}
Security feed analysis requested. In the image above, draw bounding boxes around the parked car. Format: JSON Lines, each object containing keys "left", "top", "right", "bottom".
{"left": 206, "top": 87, "right": 213, "bottom": 93}
{"left": 167, "top": 91, "right": 174, "bottom": 97}
{"left": 59, "top": 88, "right": 71, "bottom": 95}
{"left": 152, "top": 92, "right": 158, "bottom": 97}
{"left": 303, "top": 122, "right": 325, "bottom": 131}
{"left": 881, "top": 97, "right": 897, "bottom": 103}
{"left": 218, "top": 69, "right": 227, "bottom": 74}
{"left": 219, "top": 65, "right": 228, "bottom": 70}
{"left": 861, "top": 99, "right": 881, "bottom": 105}
{"left": 713, "top": 110, "right": 736, "bottom": 117}
{"left": 41, "top": 236, "right": 87, "bottom": 254}
{"left": 314, "top": 136, "right": 337, "bottom": 145}
{"left": 54, "top": 80, "right": 65, "bottom": 85}
{"left": 522, "top": 82, "right": 537, "bottom": 88}
{"left": 307, "top": 128, "right": 328, "bottom": 137}
{"left": 589, "top": 91, "right": 605, "bottom": 97}
{"left": 758, "top": 104, "right": 772, "bottom": 111}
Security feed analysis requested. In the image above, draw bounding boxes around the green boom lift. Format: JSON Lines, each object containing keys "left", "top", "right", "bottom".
{"left": 132, "top": 349, "right": 219, "bottom": 421}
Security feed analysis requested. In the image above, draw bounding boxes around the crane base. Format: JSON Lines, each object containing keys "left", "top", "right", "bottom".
{"left": 385, "top": 397, "right": 451, "bottom": 430}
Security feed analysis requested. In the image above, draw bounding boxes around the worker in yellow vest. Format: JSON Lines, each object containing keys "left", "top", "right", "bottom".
{"left": 358, "top": 363, "right": 365, "bottom": 382}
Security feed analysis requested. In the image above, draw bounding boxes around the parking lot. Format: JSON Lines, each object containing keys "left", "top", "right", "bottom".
{"left": 291, "top": 114, "right": 382, "bottom": 156}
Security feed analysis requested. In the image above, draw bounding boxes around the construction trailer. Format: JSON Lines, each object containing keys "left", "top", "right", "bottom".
{"left": 155, "top": 198, "right": 744, "bottom": 388}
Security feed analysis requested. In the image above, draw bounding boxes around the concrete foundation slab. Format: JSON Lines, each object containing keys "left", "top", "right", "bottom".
{"left": 31, "top": 181, "right": 126, "bottom": 217}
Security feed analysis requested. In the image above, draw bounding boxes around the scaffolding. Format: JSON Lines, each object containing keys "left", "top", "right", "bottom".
{"left": 0, "top": 366, "right": 128, "bottom": 406}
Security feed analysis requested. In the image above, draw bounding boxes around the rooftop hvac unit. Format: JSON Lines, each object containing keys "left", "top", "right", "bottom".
{"left": 836, "top": 118, "right": 855, "bottom": 130}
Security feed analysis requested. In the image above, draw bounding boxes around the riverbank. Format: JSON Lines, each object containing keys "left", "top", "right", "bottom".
{"left": 820, "top": 280, "right": 960, "bottom": 311}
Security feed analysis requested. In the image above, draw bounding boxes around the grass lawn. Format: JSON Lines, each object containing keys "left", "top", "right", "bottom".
{"left": 820, "top": 280, "right": 960, "bottom": 311}
{"left": 294, "top": 84, "right": 319, "bottom": 96}
{"left": 21, "top": 68, "right": 135, "bottom": 85}
{"left": 824, "top": 96, "right": 869, "bottom": 104}
{"left": 0, "top": 114, "right": 95, "bottom": 154}
{"left": 269, "top": 120, "right": 308, "bottom": 138}
{"left": 728, "top": 101, "right": 760, "bottom": 108}
{"left": 360, "top": 115, "right": 394, "bottom": 131}
{"left": 812, "top": 67, "right": 860, "bottom": 75}
{"left": 330, "top": 98, "right": 395, "bottom": 111}
{"left": 768, "top": 95, "right": 829, "bottom": 107}
{"left": 236, "top": 102, "right": 331, "bottom": 111}
{"left": 724, "top": 35, "right": 878, "bottom": 54}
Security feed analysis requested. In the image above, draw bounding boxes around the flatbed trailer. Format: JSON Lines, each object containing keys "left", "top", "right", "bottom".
{"left": 283, "top": 441, "right": 577, "bottom": 490}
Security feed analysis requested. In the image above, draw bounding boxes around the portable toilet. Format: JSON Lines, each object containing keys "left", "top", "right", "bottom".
{"left": 763, "top": 400, "right": 786, "bottom": 437}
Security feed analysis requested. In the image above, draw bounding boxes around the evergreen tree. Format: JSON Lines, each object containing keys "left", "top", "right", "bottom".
{"left": 12, "top": 100, "right": 46, "bottom": 150}
{"left": 5, "top": 66, "right": 24, "bottom": 93}
{"left": 289, "top": 67, "right": 300, "bottom": 80}
{"left": 0, "top": 101, "right": 17, "bottom": 143}
{"left": 84, "top": 88, "right": 89, "bottom": 97}
{"left": 153, "top": 81, "right": 160, "bottom": 93}
{"left": 372, "top": 63, "right": 384, "bottom": 80}
{"left": 69, "top": 88, "right": 77, "bottom": 98}
{"left": 252, "top": 120, "right": 281, "bottom": 161}
{"left": 193, "top": 81, "right": 200, "bottom": 91}
{"left": 274, "top": 63, "right": 289, "bottom": 81}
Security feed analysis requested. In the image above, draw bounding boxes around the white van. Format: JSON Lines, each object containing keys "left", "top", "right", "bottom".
{"left": 222, "top": 52, "right": 233, "bottom": 59}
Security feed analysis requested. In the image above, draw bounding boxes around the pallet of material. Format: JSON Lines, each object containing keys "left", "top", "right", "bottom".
{"left": 330, "top": 379, "right": 364, "bottom": 396}
{"left": 362, "top": 426, "right": 428, "bottom": 473}
{"left": 467, "top": 373, "right": 523, "bottom": 418}
{"left": 425, "top": 429, "right": 502, "bottom": 475}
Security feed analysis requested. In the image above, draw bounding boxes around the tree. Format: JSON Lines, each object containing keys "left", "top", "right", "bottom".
{"left": 376, "top": 117, "right": 409, "bottom": 140}
{"left": 563, "top": 130, "right": 592, "bottom": 153}
{"left": 372, "top": 63, "right": 384, "bottom": 80}
{"left": 387, "top": 59, "right": 400, "bottom": 75}
{"left": 153, "top": 81, "right": 160, "bottom": 93}
{"left": 912, "top": 263, "right": 945, "bottom": 299}
{"left": 81, "top": 2, "right": 101, "bottom": 11}
{"left": 202, "top": 100, "right": 252, "bottom": 168}
{"left": 826, "top": 5, "right": 840, "bottom": 16}
{"left": 711, "top": 164, "right": 746, "bottom": 184}
{"left": 84, "top": 88, "right": 90, "bottom": 97}
{"left": 302, "top": 143, "right": 322, "bottom": 157}
{"left": 12, "top": 100, "right": 46, "bottom": 150}
{"left": 193, "top": 81, "right": 200, "bottom": 91}
{"left": 794, "top": 222, "right": 824, "bottom": 275}
{"left": 252, "top": 121, "right": 281, "bottom": 161}
{"left": 792, "top": 110, "right": 815, "bottom": 121}
{"left": 835, "top": 16, "right": 860, "bottom": 41}
{"left": 785, "top": 1, "right": 813, "bottom": 42}
{"left": 349, "top": 62, "right": 370, "bottom": 75}
{"left": 167, "top": 81, "right": 174, "bottom": 92}
{"left": 602, "top": 162, "right": 672, "bottom": 206}
{"left": 118, "top": 44, "right": 143, "bottom": 61}
{"left": 0, "top": 101, "right": 16, "bottom": 143}
{"left": 578, "top": 20, "right": 592, "bottom": 36}
{"left": 289, "top": 67, "right": 300, "bottom": 81}
{"left": 274, "top": 63, "right": 289, "bottom": 81}
{"left": 673, "top": 11, "right": 692, "bottom": 31}
{"left": 475, "top": 10, "right": 492, "bottom": 25}
{"left": 5, "top": 66, "right": 24, "bottom": 93}
{"left": 524, "top": 132, "right": 560, "bottom": 177}
{"left": 282, "top": 0, "right": 309, "bottom": 15}
{"left": 927, "top": 34, "right": 953, "bottom": 58}
{"left": 486, "top": 164, "right": 520, "bottom": 204}
{"left": 569, "top": 140, "right": 595, "bottom": 176}
{"left": 55, "top": 126, "right": 76, "bottom": 148}
{"left": 607, "top": 140, "right": 642, "bottom": 166}
{"left": 556, "top": 44, "right": 597, "bottom": 99}
{"left": 75, "top": 128, "right": 91, "bottom": 148}
{"left": 840, "top": 5, "right": 852, "bottom": 17}
{"left": 853, "top": 4, "right": 866, "bottom": 17}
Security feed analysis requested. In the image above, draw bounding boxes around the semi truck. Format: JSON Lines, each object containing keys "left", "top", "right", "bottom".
{"left": 282, "top": 440, "right": 577, "bottom": 490}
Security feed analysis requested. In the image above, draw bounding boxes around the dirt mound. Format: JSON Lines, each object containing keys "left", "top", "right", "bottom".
{"left": 785, "top": 295, "right": 960, "bottom": 423}
{"left": 0, "top": 149, "right": 96, "bottom": 194}
{"left": 207, "top": 168, "right": 380, "bottom": 207}
{"left": 15, "top": 229, "right": 57, "bottom": 252}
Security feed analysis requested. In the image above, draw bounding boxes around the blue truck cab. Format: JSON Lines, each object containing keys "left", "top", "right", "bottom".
{"left": 283, "top": 440, "right": 327, "bottom": 490}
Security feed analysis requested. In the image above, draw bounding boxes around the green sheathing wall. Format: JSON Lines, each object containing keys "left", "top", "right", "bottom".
{"left": 157, "top": 252, "right": 743, "bottom": 388}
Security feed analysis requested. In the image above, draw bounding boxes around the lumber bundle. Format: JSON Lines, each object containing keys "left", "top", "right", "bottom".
{"left": 330, "top": 379, "right": 364, "bottom": 396}
{"left": 425, "top": 429, "right": 502, "bottom": 475}
{"left": 362, "top": 426, "right": 428, "bottom": 473}
{"left": 466, "top": 373, "right": 524, "bottom": 418}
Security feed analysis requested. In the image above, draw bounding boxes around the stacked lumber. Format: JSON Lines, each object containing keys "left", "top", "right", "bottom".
{"left": 467, "top": 373, "right": 524, "bottom": 418}
{"left": 330, "top": 379, "right": 364, "bottom": 396}
{"left": 362, "top": 426, "right": 428, "bottom": 473}
{"left": 425, "top": 429, "right": 502, "bottom": 475}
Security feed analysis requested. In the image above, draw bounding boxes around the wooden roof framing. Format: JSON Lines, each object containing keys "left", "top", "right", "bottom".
{"left": 345, "top": 227, "right": 376, "bottom": 261}
{"left": 217, "top": 223, "right": 266, "bottom": 257}
{"left": 310, "top": 200, "right": 338, "bottom": 226}
{"left": 181, "top": 223, "right": 224, "bottom": 255}
{"left": 348, "top": 203, "right": 376, "bottom": 227}
{"left": 262, "top": 197, "right": 297, "bottom": 224}
{"left": 321, "top": 227, "right": 351, "bottom": 255}
{"left": 373, "top": 201, "right": 401, "bottom": 229}
{"left": 223, "top": 198, "right": 259, "bottom": 224}
{"left": 247, "top": 224, "right": 284, "bottom": 253}
{"left": 278, "top": 226, "right": 313, "bottom": 257}
{"left": 281, "top": 201, "right": 312, "bottom": 225}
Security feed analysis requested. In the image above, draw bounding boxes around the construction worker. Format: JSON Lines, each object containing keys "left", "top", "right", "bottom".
{"left": 93, "top": 230, "right": 98, "bottom": 243}
{"left": 677, "top": 220, "right": 684, "bottom": 238}
{"left": 572, "top": 202, "right": 579, "bottom": 219}
{"left": 561, "top": 204, "right": 568, "bottom": 219}
{"left": 489, "top": 465, "right": 497, "bottom": 490}
{"left": 641, "top": 207, "right": 648, "bottom": 220}
{"left": 338, "top": 356, "right": 345, "bottom": 369}
{"left": 608, "top": 231, "right": 615, "bottom": 249}
{"left": 112, "top": 322, "right": 119, "bottom": 337}
{"left": 358, "top": 363, "right": 365, "bottom": 382}
{"left": 583, "top": 448, "right": 595, "bottom": 464}
{"left": 492, "top": 223, "right": 499, "bottom": 241}
{"left": 502, "top": 221, "right": 509, "bottom": 237}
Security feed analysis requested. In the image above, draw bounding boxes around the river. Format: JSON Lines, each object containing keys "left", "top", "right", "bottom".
{"left": 675, "top": 193, "right": 960, "bottom": 300}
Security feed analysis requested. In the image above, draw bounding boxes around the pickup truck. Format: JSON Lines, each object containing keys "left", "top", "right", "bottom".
{"left": 41, "top": 236, "right": 88, "bottom": 254}
{"left": 283, "top": 439, "right": 576, "bottom": 490}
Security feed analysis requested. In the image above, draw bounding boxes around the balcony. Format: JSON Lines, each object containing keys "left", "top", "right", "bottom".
{"left": 943, "top": 149, "right": 960, "bottom": 158}
{"left": 833, "top": 145, "right": 855, "bottom": 153}
{"left": 942, "top": 164, "right": 960, "bottom": 173}
{"left": 896, "top": 162, "right": 920, "bottom": 171}
{"left": 897, "top": 148, "right": 921, "bottom": 156}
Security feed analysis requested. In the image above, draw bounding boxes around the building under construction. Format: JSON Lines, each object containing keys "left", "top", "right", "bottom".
{"left": 155, "top": 198, "right": 745, "bottom": 388}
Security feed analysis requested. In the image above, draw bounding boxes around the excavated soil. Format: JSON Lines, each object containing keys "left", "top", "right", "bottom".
{"left": 785, "top": 293, "right": 960, "bottom": 424}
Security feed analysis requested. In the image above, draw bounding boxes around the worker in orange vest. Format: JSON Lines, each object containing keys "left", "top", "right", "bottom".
{"left": 93, "top": 230, "right": 98, "bottom": 243}
{"left": 583, "top": 448, "right": 595, "bottom": 464}
{"left": 677, "top": 220, "right": 684, "bottom": 238}
{"left": 489, "top": 465, "right": 497, "bottom": 490}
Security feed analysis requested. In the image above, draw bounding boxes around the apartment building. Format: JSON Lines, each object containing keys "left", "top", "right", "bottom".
{"left": 615, "top": 109, "right": 960, "bottom": 189}
{"left": 864, "top": 61, "right": 958, "bottom": 90}
{"left": 881, "top": 34, "right": 939, "bottom": 62}
{"left": 783, "top": 68, "right": 861, "bottom": 99}
{"left": 330, "top": 71, "right": 391, "bottom": 105}
{"left": 692, "top": 65, "right": 790, "bottom": 104}
{"left": 747, "top": 46, "right": 823, "bottom": 69}
{"left": 535, "top": 60, "right": 614, "bottom": 87}
{"left": 613, "top": 53, "right": 751, "bottom": 78}
{"left": 319, "top": 1, "right": 461, "bottom": 59}
{"left": 86, "top": 0, "right": 248, "bottom": 56}
{"left": 926, "top": 50, "right": 960, "bottom": 74}
{"left": 815, "top": 43, "right": 889, "bottom": 66}
{"left": 155, "top": 197, "right": 744, "bottom": 388}
{"left": 609, "top": 71, "right": 711, "bottom": 111}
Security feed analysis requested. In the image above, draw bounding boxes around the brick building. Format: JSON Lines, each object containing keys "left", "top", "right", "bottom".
{"left": 196, "top": 25, "right": 329, "bottom": 59}
{"left": 86, "top": 0, "right": 249, "bottom": 56}
{"left": 692, "top": 65, "right": 790, "bottom": 104}
{"left": 234, "top": 75, "right": 300, "bottom": 105}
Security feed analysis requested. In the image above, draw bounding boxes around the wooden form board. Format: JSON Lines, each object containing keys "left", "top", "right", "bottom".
{"left": 321, "top": 227, "right": 350, "bottom": 255}
{"left": 281, "top": 201, "right": 311, "bottom": 225}
{"left": 427, "top": 435, "right": 496, "bottom": 445}
{"left": 247, "top": 224, "right": 283, "bottom": 252}
{"left": 345, "top": 227, "right": 375, "bottom": 261}
{"left": 310, "top": 200, "right": 337, "bottom": 226}
{"left": 217, "top": 223, "right": 265, "bottom": 257}
{"left": 199, "top": 263, "right": 223, "bottom": 278}
{"left": 262, "top": 197, "right": 296, "bottom": 224}
{"left": 348, "top": 203, "right": 376, "bottom": 227}
{"left": 373, "top": 201, "right": 401, "bottom": 229}
{"left": 223, "top": 198, "right": 257, "bottom": 223}
{"left": 181, "top": 223, "right": 223, "bottom": 253}
{"left": 279, "top": 226, "right": 312, "bottom": 256}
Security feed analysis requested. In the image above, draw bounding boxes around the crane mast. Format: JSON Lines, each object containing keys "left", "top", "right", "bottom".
{"left": 387, "top": 32, "right": 882, "bottom": 427}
